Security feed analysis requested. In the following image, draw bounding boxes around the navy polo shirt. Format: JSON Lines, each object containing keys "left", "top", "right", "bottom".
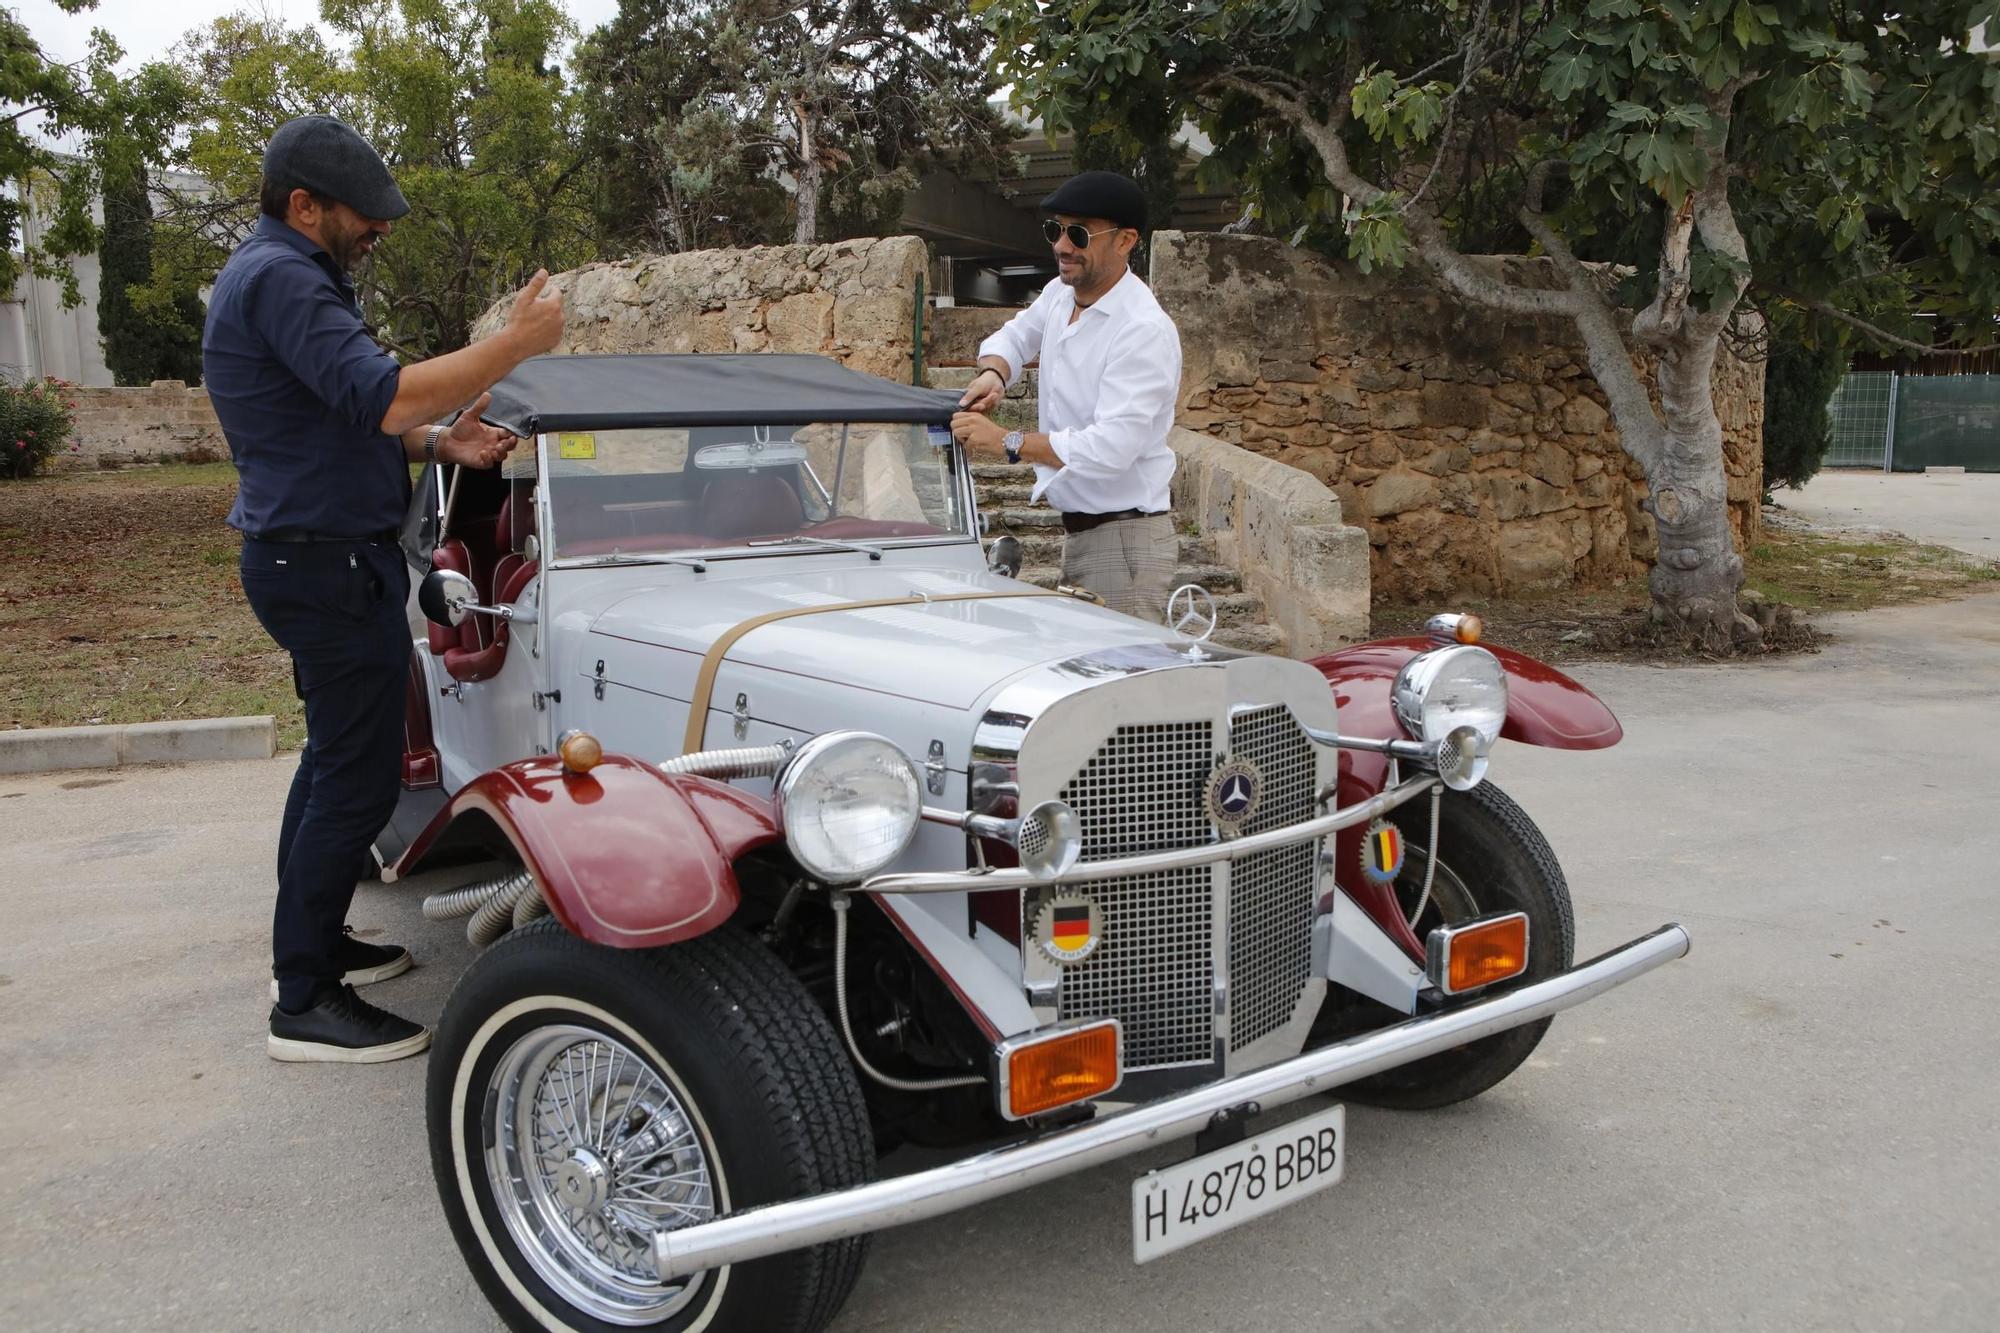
{"left": 203, "top": 215, "right": 408, "bottom": 537}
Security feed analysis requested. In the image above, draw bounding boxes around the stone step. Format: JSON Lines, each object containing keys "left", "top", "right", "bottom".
{"left": 972, "top": 462, "right": 1038, "bottom": 482}
{"left": 1005, "top": 563, "right": 1244, "bottom": 596}
{"left": 986, "top": 529, "right": 1215, "bottom": 568}
{"left": 1213, "top": 622, "right": 1285, "bottom": 654}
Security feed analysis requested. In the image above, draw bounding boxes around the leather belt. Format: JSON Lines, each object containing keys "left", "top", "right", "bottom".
{"left": 1060, "top": 509, "right": 1167, "bottom": 535}
{"left": 252, "top": 528, "right": 399, "bottom": 544}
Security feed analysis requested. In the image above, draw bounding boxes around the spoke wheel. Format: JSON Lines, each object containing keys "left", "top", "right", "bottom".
{"left": 489, "top": 1025, "right": 716, "bottom": 1325}
{"left": 430, "top": 921, "right": 875, "bottom": 1333}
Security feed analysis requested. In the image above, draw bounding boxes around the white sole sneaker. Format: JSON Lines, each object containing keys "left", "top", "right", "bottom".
{"left": 266, "top": 1026, "right": 434, "bottom": 1064}
{"left": 269, "top": 949, "right": 412, "bottom": 1002}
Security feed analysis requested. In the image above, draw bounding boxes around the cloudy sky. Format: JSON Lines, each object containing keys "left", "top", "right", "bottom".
{"left": 19, "top": 0, "right": 624, "bottom": 70}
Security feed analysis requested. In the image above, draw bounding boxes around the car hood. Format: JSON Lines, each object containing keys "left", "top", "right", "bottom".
{"left": 586, "top": 563, "right": 1189, "bottom": 710}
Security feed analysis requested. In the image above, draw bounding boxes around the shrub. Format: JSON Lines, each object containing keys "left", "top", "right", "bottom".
{"left": 0, "top": 377, "right": 80, "bottom": 479}
{"left": 1763, "top": 335, "right": 1846, "bottom": 493}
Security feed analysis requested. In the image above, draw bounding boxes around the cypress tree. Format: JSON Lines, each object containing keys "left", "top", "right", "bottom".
{"left": 97, "top": 165, "right": 204, "bottom": 386}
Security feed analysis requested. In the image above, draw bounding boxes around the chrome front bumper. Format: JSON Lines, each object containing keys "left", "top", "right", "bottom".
{"left": 654, "top": 922, "right": 1691, "bottom": 1281}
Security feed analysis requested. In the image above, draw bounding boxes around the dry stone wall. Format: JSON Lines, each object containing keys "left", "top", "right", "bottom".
{"left": 473, "top": 236, "right": 928, "bottom": 384}
{"left": 66, "top": 382, "right": 226, "bottom": 468}
{"left": 1151, "top": 232, "right": 1763, "bottom": 600}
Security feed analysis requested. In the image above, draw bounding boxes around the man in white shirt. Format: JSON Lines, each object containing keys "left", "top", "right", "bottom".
{"left": 949, "top": 170, "right": 1184, "bottom": 618}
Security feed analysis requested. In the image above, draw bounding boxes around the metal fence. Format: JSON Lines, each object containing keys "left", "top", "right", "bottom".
{"left": 1825, "top": 371, "right": 2000, "bottom": 472}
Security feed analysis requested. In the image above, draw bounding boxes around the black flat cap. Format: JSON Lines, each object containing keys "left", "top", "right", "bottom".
{"left": 263, "top": 115, "right": 409, "bottom": 221}
{"left": 1041, "top": 170, "right": 1147, "bottom": 232}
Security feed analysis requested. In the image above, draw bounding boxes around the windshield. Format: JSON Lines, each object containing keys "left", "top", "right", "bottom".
{"left": 531, "top": 420, "right": 969, "bottom": 562}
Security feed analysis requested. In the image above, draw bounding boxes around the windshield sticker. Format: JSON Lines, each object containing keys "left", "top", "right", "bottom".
{"left": 557, "top": 432, "right": 597, "bottom": 460}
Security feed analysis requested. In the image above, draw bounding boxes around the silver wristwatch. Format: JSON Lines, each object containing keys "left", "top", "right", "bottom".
{"left": 1003, "top": 429, "right": 1024, "bottom": 465}
{"left": 424, "top": 424, "right": 445, "bottom": 465}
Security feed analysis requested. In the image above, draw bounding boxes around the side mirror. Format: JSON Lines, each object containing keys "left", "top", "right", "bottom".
{"left": 419, "top": 568, "right": 478, "bottom": 627}
{"left": 987, "top": 534, "right": 1022, "bottom": 578}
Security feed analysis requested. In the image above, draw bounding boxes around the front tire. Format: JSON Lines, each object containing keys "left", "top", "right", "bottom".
{"left": 1336, "top": 780, "right": 1576, "bottom": 1110}
{"left": 427, "top": 920, "right": 874, "bottom": 1333}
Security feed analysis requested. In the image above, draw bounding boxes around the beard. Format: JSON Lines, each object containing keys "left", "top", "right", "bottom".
{"left": 322, "top": 214, "right": 380, "bottom": 271}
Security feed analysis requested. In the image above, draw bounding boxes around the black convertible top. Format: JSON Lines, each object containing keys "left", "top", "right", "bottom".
{"left": 480, "top": 354, "right": 963, "bottom": 435}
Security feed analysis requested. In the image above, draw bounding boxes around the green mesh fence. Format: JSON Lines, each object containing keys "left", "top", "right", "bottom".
{"left": 1888, "top": 374, "right": 2000, "bottom": 472}
{"left": 1825, "top": 371, "right": 1892, "bottom": 468}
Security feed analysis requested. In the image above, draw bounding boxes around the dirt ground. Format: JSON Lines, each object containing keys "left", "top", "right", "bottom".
{"left": 0, "top": 463, "right": 304, "bottom": 745}
{"left": 1374, "top": 507, "right": 1999, "bottom": 664}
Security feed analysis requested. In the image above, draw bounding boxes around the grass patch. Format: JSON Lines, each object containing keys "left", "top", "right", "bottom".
{"left": 0, "top": 462, "right": 305, "bottom": 746}
{"left": 1373, "top": 525, "right": 1999, "bottom": 665}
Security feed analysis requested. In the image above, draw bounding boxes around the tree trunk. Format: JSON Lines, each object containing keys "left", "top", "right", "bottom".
{"left": 1645, "top": 330, "right": 1758, "bottom": 648}
{"left": 792, "top": 106, "right": 821, "bottom": 245}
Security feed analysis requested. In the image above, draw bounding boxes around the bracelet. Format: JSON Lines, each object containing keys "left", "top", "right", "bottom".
{"left": 424, "top": 425, "right": 444, "bottom": 464}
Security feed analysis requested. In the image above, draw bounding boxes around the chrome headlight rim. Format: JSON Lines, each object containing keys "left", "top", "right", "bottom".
{"left": 774, "top": 730, "right": 923, "bottom": 884}
{"left": 1392, "top": 644, "right": 1508, "bottom": 750}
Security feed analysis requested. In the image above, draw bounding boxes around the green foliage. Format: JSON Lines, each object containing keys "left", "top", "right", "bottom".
{"left": 1, "top": 4, "right": 187, "bottom": 309}
{"left": 97, "top": 164, "right": 204, "bottom": 386}
{"left": 578, "top": 0, "right": 1015, "bottom": 248}
{"left": 0, "top": 378, "right": 80, "bottom": 480}
{"left": 1761, "top": 331, "right": 1846, "bottom": 493}
{"left": 152, "top": 0, "right": 599, "bottom": 358}
{"left": 983, "top": 0, "right": 2000, "bottom": 346}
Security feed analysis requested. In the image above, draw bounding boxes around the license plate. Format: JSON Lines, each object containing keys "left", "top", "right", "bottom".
{"left": 1131, "top": 1103, "right": 1345, "bottom": 1263}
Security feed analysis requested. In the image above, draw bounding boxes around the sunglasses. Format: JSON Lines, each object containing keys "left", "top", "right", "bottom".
{"left": 1043, "top": 219, "right": 1125, "bottom": 249}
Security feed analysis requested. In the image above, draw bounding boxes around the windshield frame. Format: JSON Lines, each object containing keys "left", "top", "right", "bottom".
{"left": 531, "top": 424, "right": 981, "bottom": 571}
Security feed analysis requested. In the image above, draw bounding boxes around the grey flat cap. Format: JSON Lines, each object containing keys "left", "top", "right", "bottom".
{"left": 263, "top": 115, "right": 409, "bottom": 221}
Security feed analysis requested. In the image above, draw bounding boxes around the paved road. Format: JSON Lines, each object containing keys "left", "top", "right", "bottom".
{"left": 1783, "top": 469, "right": 1998, "bottom": 560}
{"left": 4, "top": 593, "right": 1999, "bottom": 1332}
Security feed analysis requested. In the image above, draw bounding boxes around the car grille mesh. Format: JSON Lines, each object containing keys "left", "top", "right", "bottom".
{"left": 1226, "top": 706, "right": 1318, "bottom": 1051}
{"left": 1057, "top": 722, "right": 1216, "bottom": 1068}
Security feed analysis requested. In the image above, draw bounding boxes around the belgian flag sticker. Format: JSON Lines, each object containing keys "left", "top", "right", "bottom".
{"left": 1036, "top": 894, "right": 1103, "bottom": 964}
{"left": 1359, "top": 818, "right": 1405, "bottom": 886}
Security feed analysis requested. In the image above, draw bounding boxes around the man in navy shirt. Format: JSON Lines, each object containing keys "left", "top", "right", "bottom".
{"left": 205, "top": 115, "right": 565, "bottom": 1062}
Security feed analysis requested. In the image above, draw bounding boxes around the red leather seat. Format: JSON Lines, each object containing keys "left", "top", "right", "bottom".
{"left": 702, "top": 474, "right": 804, "bottom": 540}
{"left": 429, "top": 501, "right": 536, "bottom": 683}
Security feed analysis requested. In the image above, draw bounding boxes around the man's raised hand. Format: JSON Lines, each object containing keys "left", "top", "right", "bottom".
{"left": 506, "top": 269, "right": 565, "bottom": 358}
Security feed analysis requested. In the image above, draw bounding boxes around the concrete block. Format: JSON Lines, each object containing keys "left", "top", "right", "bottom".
{"left": 121, "top": 717, "right": 276, "bottom": 766}
{"left": 0, "top": 725, "right": 123, "bottom": 775}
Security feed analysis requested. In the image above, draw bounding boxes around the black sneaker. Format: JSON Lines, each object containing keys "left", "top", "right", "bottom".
{"left": 269, "top": 926, "right": 411, "bottom": 1001}
{"left": 267, "top": 984, "right": 433, "bottom": 1064}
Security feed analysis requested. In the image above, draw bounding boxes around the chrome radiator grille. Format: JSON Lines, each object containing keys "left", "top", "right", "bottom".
{"left": 1048, "top": 710, "right": 1319, "bottom": 1071}
{"left": 1226, "top": 706, "right": 1318, "bottom": 1052}
{"left": 1056, "top": 722, "right": 1216, "bottom": 1068}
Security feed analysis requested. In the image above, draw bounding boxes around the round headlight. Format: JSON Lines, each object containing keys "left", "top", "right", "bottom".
{"left": 775, "top": 731, "right": 923, "bottom": 883}
{"left": 1392, "top": 645, "right": 1508, "bottom": 748}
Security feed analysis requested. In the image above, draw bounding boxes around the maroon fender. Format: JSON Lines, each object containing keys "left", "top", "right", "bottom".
{"left": 391, "top": 753, "right": 782, "bottom": 948}
{"left": 1309, "top": 638, "right": 1622, "bottom": 961}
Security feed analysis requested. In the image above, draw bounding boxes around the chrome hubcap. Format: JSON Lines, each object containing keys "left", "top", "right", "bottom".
{"left": 485, "top": 1024, "right": 718, "bottom": 1325}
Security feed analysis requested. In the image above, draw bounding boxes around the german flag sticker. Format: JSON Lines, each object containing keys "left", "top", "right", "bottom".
{"left": 1359, "top": 819, "right": 1405, "bottom": 885}
{"left": 1036, "top": 895, "right": 1103, "bottom": 964}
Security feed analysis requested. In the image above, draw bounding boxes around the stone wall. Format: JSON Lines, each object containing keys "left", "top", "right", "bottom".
{"left": 1151, "top": 232, "right": 1763, "bottom": 600}
{"left": 926, "top": 304, "right": 1014, "bottom": 367}
{"left": 66, "top": 382, "right": 226, "bottom": 468}
{"left": 475, "top": 236, "right": 928, "bottom": 384}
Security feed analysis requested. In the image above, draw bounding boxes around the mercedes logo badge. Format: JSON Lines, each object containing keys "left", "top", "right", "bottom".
{"left": 1166, "top": 583, "right": 1218, "bottom": 653}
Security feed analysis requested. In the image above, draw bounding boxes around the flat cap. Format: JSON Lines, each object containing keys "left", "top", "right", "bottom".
{"left": 1040, "top": 170, "right": 1148, "bottom": 232}
{"left": 263, "top": 115, "right": 409, "bottom": 221}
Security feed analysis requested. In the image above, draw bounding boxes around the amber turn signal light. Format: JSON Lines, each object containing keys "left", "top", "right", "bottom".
{"left": 998, "top": 1020, "right": 1121, "bottom": 1120}
{"left": 557, "top": 729, "right": 603, "bottom": 775}
{"left": 1426, "top": 912, "right": 1530, "bottom": 996}
{"left": 1455, "top": 613, "right": 1483, "bottom": 645}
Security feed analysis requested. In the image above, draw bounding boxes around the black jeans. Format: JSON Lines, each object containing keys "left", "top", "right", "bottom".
{"left": 240, "top": 537, "right": 411, "bottom": 1012}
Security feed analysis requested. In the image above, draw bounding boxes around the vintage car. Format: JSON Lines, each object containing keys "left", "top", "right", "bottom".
{"left": 380, "top": 352, "right": 1689, "bottom": 1333}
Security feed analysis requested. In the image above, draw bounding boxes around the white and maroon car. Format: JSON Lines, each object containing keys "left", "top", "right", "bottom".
{"left": 382, "top": 352, "right": 1689, "bottom": 1333}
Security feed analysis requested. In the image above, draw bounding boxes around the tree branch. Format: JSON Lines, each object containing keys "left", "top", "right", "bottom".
{"left": 1208, "top": 72, "right": 1580, "bottom": 319}
{"left": 1759, "top": 283, "right": 2000, "bottom": 355}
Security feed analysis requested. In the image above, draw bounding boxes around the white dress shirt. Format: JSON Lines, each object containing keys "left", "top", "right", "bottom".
{"left": 977, "top": 269, "right": 1182, "bottom": 515}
